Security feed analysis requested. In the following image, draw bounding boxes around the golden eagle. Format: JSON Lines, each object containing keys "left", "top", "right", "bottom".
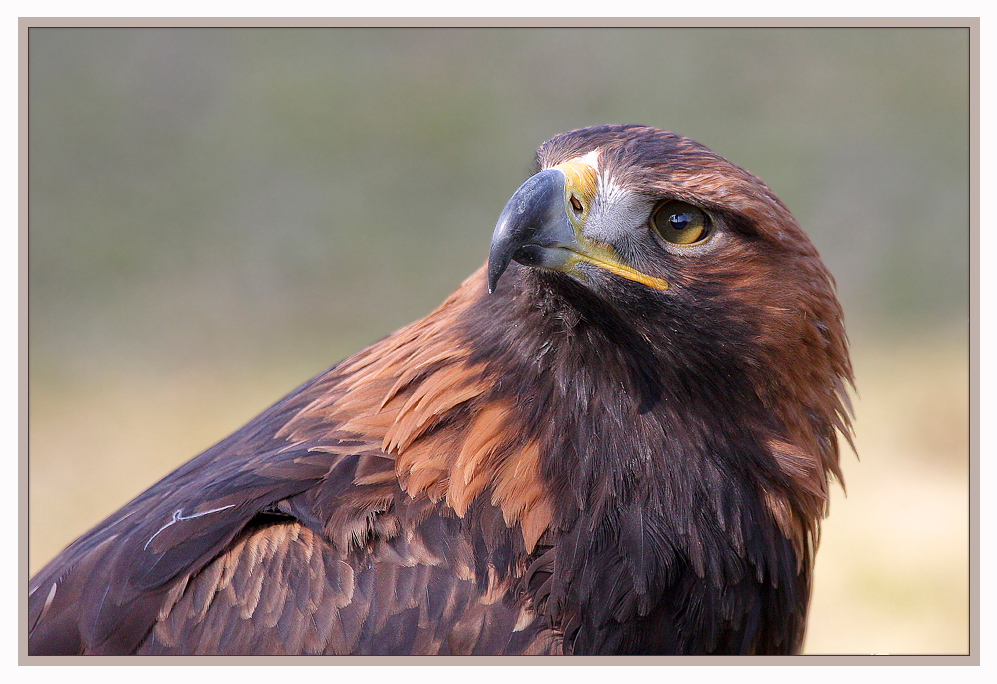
{"left": 28, "top": 125, "right": 853, "bottom": 655}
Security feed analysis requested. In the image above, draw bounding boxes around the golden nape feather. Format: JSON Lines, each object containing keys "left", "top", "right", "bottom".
{"left": 29, "top": 125, "right": 852, "bottom": 656}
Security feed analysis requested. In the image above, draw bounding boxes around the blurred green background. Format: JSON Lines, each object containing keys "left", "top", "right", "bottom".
{"left": 27, "top": 27, "right": 970, "bottom": 655}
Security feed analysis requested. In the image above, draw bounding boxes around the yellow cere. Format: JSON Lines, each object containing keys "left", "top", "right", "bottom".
{"left": 554, "top": 159, "right": 599, "bottom": 221}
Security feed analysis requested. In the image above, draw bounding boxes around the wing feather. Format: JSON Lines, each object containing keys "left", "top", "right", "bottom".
{"left": 29, "top": 276, "right": 559, "bottom": 655}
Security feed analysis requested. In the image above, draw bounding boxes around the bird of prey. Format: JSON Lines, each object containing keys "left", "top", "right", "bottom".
{"left": 28, "top": 124, "right": 853, "bottom": 656}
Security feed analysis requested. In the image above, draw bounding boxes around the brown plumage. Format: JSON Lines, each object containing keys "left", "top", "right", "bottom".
{"left": 28, "top": 125, "right": 853, "bottom": 656}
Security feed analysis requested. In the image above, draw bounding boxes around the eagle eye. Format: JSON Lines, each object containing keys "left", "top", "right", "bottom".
{"left": 651, "top": 200, "right": 711, "bottom": 246}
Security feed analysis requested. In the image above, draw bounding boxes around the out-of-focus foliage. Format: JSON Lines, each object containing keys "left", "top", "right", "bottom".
{"left": 28, "top": 27, "right": 970, "bottom": 655}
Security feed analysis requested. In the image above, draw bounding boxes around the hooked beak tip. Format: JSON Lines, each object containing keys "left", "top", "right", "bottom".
{"left": 486, "top": 168, "right": 568, "bottom": 294}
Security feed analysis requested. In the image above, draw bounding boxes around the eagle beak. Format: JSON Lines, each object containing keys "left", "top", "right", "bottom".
{"left": 488, "top": 165, "right": 669, "bottom": 294}
{"left": 487, "top": 169, "right": 577, "bottom": 293}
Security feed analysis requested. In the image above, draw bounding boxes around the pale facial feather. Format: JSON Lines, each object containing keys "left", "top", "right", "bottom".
{"left": 556, "top": 148, "right": 656, "bottom": 253}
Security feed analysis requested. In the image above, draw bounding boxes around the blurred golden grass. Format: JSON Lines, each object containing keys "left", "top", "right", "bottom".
{"left": 28, "top": 329, "right": 969, "bottom": 655}
{"left": 805, "top": 327, "right": 969, "bottom": 654}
